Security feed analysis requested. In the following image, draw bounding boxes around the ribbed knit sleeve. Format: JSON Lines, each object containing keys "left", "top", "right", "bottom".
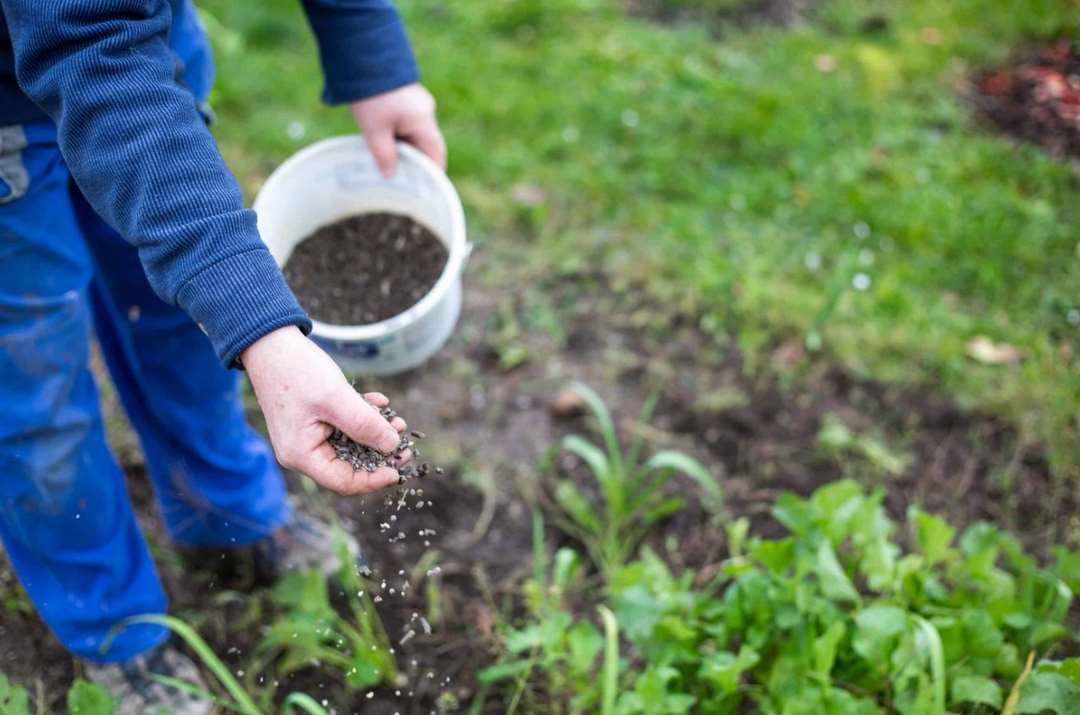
{"left": 2, "top": 0, "right": 311, "bottom": 367}
{"left": 300, "top": 0, "right": 419, "bottom": 104}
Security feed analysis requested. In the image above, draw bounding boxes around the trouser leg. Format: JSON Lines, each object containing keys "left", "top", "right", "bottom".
{"left": 0, "top": 122, "right": 166, "bottom": 662}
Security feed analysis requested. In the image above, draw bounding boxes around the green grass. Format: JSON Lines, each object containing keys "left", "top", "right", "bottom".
{"left": 200, "top": 0, "right": 1080, "bottom": 474}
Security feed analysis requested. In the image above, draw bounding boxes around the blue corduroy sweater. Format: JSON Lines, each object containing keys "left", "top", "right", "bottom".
{"left": 0, "top": 0, "right": 419, "bottom": 366}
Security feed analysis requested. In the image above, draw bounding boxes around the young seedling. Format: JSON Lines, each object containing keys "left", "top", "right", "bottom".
{"left": 549, "top": 382, "right": 724, "bottom": 580}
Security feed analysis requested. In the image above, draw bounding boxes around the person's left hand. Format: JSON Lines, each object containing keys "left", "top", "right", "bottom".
{"left": 351, "top": 83, "right": 447, "bottom": 179}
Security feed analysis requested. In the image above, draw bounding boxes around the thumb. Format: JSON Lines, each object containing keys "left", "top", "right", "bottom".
{"left": 365, "top": 126, "right": 398, "bottom": 179}
{"left": 325, "top": 390, "right": 401, "bottom": 454}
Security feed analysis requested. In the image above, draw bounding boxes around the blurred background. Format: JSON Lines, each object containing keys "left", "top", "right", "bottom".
{"left": 207, "top": 0, "right": 1079, "bottom": 473}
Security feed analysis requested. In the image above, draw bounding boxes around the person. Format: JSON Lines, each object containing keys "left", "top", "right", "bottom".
{"left": 0, "top": 0, "right": 445, "bottom": 711}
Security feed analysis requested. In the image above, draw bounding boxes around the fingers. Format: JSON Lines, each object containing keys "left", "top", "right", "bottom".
{"left": 405, "top": 119, "right": 448, "bottom": 171}
{"left": 363, "top": 392, "right": 407, "bottom": 432}
{"left": 364, "top": 124, "right": 398, "bottom": 179}
{"left": 363, "top": 392, "right": 389, "bottom": 407}
{"left": 297, "top": 442, "right": 400, "bottom": 495}
{"left": 325, "top": 389, "right": 400, "bottom": 453}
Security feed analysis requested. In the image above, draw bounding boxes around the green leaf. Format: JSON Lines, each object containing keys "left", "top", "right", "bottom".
{"left": 726, "top": 518, "right": 749, "bottom": 559}
{"left": 908, "top": 507, "right": 955, "bottom": 566}
{"left": 1036, "top": 658, "right": 1080, "bottom": 683}
{"left": 810, "top": 478, "right": 866, "bottom": 542}
{"left": 67, "top": 679, "right": 118, "bottom": 715}
{"left": 281, "top": 692, "right": 332, "bottom": 715}
{"left": 598, "top": 605, "right": 620, "bottom": 715}
{"left": 505, "top": 625, "right": 543, "bottom": 654}
{"left": 853, "top": 604, "right": 907, "bottom": 666}
{"left": 815, "top": 539, "right": 860, "bottom": 603}
{"left": 1052, "top": 547, "right": 1080, "bottom": 595}
{"left": 568, "top": 383, "right": 622, "bottom": 473}
{"left": 642, "top": 450, "right": 723, "bottom": 512}
{"left": 641, "top": 496, "right": 685, "bottom": 528}
{"left": 476, "top": 659, "right": 533, "bottom": 684}
{"left": 912, "top": 615, "right": 946, "bottom": 715}
{"left": 562, "top": 434, "right": 612, "bottom": 485}
{"left": 567, "top": 621, "right": 603, "bottom": 674}
{"left": 951, "top": 674, "right": 1003, "bottom": 709}
{"left": 552, "top": 547, "right": 584, "bottom": 591}
{"left": 1014, "top": 670, "right": 1080, "bottom": 714}
{"left": 700, "top": 645, "right": 759, "bottom": 693}
{"left": 813, "top": 621, "right": 846, "bottom": 678}
{"left": 621, "top": 666, "right": 696, "bottom": 714}
{"left": 0, "top": 674, "right": 30, "bottom": 715}
{"left": 555, "top": 480, "right": 601, "bottom": 534}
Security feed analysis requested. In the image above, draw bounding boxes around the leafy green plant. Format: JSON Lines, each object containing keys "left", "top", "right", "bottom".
{"left": 475, "top": 514, "right": 612, "bottom": 715}
{"left": 496, "top": 480, "right": 1077, "bottom": 714}
{"left": 0, "top": 673, "right": 30, "bottom": 715}
{"left": 817, "top": 414, "right": 911, "bottom": 477}
{"left": 65, "top": 680, "right": 116, "bottom": 715}
{"left": 0, "top": 674, "right": 115, "bottom": 715}
{"left": 549, "top": 383, "right": 723, "bottom": 578}
{"left": 248, "top": 539, "right": 398, "bottom": 698}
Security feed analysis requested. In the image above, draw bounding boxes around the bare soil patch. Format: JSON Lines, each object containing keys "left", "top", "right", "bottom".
{"left": 0, "top": 263, "right": 1073, "bottom": 713}
{"left": 972, "top": 38, "right": 1080, "bottom": 160}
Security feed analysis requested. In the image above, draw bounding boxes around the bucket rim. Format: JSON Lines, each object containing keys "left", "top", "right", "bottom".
{"left": 254, "top": 135, "right": 469, "bottom": 342}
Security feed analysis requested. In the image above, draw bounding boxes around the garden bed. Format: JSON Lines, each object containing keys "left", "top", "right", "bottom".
{"left": 0, "top": 267, "right": 1074, "bottom": 713}
{"left": 972, "top": 38, "right": 1080, "bottom": 160}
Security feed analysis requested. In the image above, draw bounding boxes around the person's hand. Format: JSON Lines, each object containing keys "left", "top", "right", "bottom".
{"left": 241, "top": 326, "right": 408, "bottom": 494}
{"left": 350, "top": 83, "right": 447, "bottom": 178}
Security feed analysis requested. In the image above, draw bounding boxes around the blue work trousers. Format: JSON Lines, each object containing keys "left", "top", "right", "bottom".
{"left": 0, "top": 121, "right": 291, "bottom": 662}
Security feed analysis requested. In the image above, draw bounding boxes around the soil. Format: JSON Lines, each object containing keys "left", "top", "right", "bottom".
{"left": 624, "top": 0, "right": 817, "bottom": 32}
{"left": 972, "top": 38, "right": 1080, "bottom": 160}
{"left": 284, "top": 213, "right": 448, "bottom": 325}
{"left": 0, "top": 260, "right": 1075, "bottom": 713}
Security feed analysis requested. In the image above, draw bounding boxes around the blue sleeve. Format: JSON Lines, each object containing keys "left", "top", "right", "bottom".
{"left": 300, "top": 0, "right": 420, "bottom": 104}
{"left": 2, "top": 0, "right": 311, "bottom": 367}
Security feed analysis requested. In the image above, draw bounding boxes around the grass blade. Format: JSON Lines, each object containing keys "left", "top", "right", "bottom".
{"left": 911, "top": 615, "right": 945, "bottom": 715}
{"left": 281, "top": 692, "right": 331, "bottom": 715}
{"left": 110, "top": 614, "right": 261, "bottom": 715}
{"left": 1001, "top": 650, "right": 1036, "bottom": 715}
{"left": 569, "top": 383, "right": 623, "bottom": 473}
{"left": 598, "top": 605, "right": 619, "bottom": 715}
{"left": 643, "top": 450, "right": 724, "bottom": 511}
{"left": 625, "top": 388, "right": 662, "bottom": 471}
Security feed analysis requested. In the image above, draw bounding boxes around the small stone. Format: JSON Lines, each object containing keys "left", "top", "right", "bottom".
{"left": 551, "top": 389, "right": 586, "bottom": 418}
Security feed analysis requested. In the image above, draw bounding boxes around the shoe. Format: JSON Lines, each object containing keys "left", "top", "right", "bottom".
{"left": 180, "top": 511, "right": 366, "bottom": 589}
{"left": 251, "top": 511, "right": 367, "bottom": 582}
{"left": 84, "top": 642, "right": 211, "bottom": 715}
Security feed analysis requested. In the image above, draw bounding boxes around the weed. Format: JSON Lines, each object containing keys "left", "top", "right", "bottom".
{"left": 248, "top": 538, "right": 398, "bottom": 695}
{"left": 548, "top": 383, "right": 723, "bottom": 578}
{"left": 492, "top": 480, "right": 1078, "bottom": 713}
{"left": 0, "top": 675, "right": 114, "bottom": 715}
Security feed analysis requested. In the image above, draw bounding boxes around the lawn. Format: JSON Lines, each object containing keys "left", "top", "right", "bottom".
{"left": 203, "top": 0, "right": 1080, "bottom": 475}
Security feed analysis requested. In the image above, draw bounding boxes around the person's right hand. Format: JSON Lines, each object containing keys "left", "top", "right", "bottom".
{"left": 240, "top": 326, "right": 406, "bottom": 494}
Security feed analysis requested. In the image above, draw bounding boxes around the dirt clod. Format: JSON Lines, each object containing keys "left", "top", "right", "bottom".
{"left": 550, "top": 389, "right": 586, "bottom": 418}
{"left": 284, "top": 213, "right": 448, "bottom": 325}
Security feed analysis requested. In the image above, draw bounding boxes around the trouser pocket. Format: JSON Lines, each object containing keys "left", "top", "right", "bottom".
{"left": 0, "top": 125, "right": 29, "bottom": 204}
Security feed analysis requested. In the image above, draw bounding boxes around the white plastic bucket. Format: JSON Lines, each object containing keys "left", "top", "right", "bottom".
{"left": 253, "top": 136, "right": 468, "bottom": 376}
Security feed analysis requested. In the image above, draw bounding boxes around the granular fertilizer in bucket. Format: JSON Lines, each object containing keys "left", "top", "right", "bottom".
{"left": 283, "top": 212, "right": 448, "bottom": 325}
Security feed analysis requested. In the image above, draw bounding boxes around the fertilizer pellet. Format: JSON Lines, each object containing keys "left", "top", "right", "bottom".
{"left": 327, "top": 405, "right": 439, "bottom": 483}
